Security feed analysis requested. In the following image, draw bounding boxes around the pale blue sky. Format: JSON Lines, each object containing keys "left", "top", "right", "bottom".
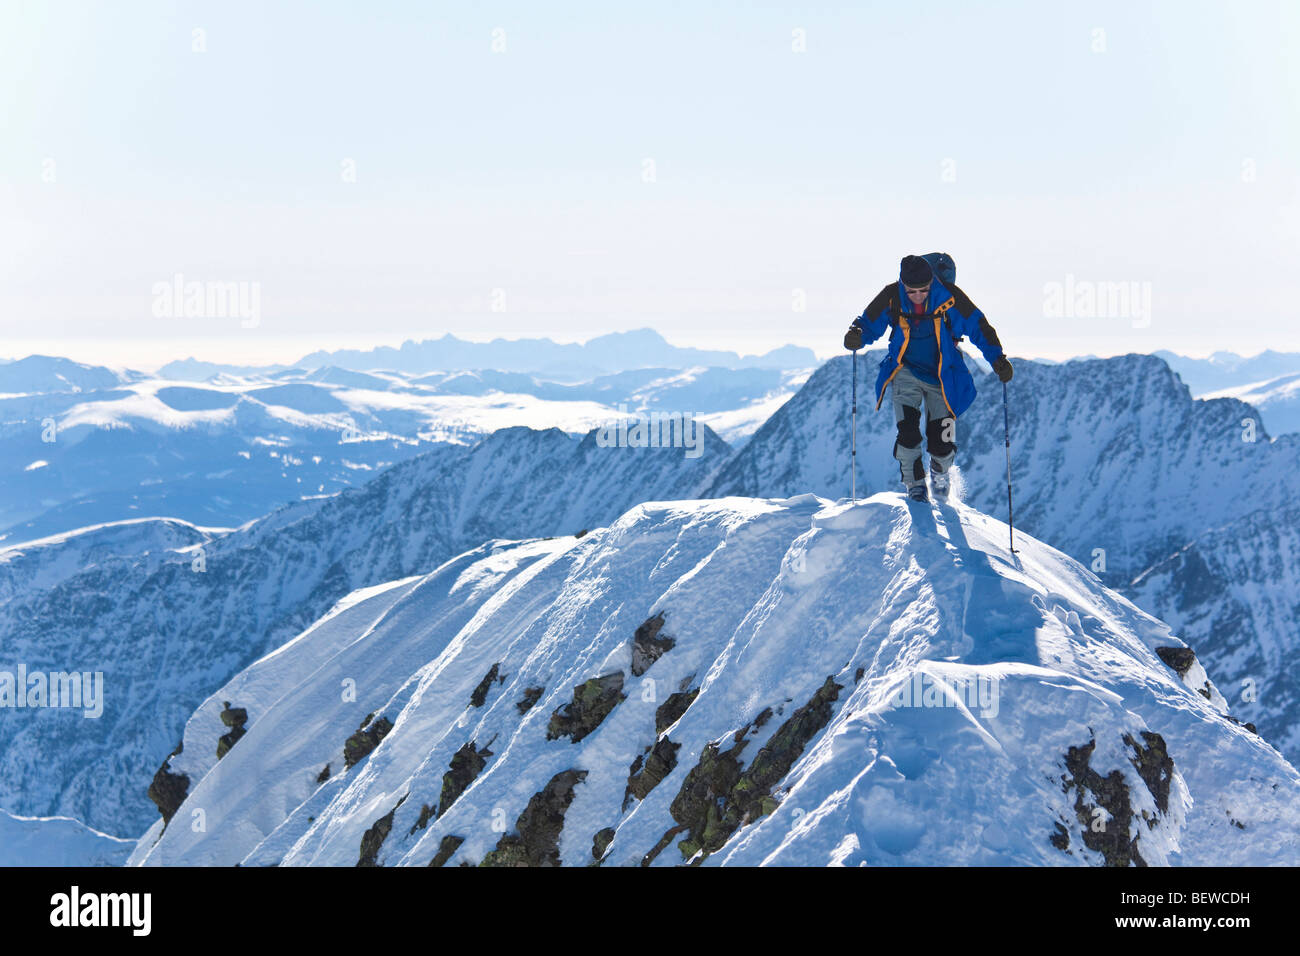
{"left": 2, "top": 0, "right": 1298, "bottom": 370}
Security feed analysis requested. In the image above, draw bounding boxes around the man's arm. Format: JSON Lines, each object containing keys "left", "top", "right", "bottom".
{"left": 846, "top": 284, "right": 896, "bottom": 347}
{"left": 946, "top": 285, "right": 1005, "bottom": 365}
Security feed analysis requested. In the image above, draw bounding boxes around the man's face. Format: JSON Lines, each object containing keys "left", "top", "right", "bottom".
{"left": 905, "top": 283, "right": 930, "bottom": 305}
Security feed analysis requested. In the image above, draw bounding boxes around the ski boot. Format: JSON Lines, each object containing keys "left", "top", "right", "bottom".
{"left": 906, "top": 481, "right": 929, "bottom": 503}
{"left": 929, "top": 464, "right": 950, "bottom": 502}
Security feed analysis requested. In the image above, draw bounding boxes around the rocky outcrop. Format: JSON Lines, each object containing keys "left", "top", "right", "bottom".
{"left": 344, "top": 714, "right": 394, "bottom": 769}
{"left": 655, "top": 686, "right": 699, "bottom": 735}
{"left": 216, "top": 701, "right": 248, "bottom": 759}
{"left": 357, "top": 794, "right": 407, "bottom": 867}
{"left": 438, "top": 740, "right": 494, "bottom": 818}
{"left": 470, "top": 664, "right": 503, "bottom": 708}
{"left": 480, "top": 770, "right": 588, "bottom": 867}
{"left": 592, "top": 827, "right": 616, "bottom": 861}
{"left": 146, "top": 741, "right": 190, "bottom": 826}
{"left": 547, "top": 673, "right": 625, "bottom": 743}
{"left": 428, "top": 835, "right": 464, "bottom": 867}
{"left": 660, "top": 677, "right": 840, "bottom": 863}
{"left": 516, "top": 686, "right": 544, "bottom": 715}
{"left": 631, "top": 613, "right": 675, "bottom": 677}
{"left": 1057, "top": 733, "right": 1176, "bottom": 867}
{"left": 624, "top": 737, "right": 681, "bottom": 808}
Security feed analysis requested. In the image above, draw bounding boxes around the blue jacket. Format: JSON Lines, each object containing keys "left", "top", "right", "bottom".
{"left": 850, "top": 279, "right": 1005, "bottom": 418}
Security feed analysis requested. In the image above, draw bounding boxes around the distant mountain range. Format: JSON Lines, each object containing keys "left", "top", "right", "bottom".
{"left": 1153, "top": 349, "right": 1300, "bottom": 395}
{"left": 0, "top": 356, "right": 805, "bottom": 545}
{"left": 143, "top": 328, "right": 818, "bottom": 382}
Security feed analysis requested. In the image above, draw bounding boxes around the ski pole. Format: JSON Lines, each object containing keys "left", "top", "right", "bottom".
{"left": 1003, "top": 379, "right": 1017, "bottom": 553}
{"left": 851, "top": 348, "right": 858, "bottom": 503}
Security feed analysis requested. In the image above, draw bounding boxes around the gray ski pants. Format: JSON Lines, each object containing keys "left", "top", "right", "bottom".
{"left": 890, "top": 365, "right": 957, "bottom": 488}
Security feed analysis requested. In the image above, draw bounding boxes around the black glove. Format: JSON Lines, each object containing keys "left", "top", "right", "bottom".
{"left": 844, "top": 325, "right": 863, "bottom": 351}
{"left": 993, "top": 355, "right": 1013, "bottom": 383}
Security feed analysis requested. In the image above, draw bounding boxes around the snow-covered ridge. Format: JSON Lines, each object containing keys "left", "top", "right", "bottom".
{"left": 131, "top": 495, "right": 1298, "bottom": 867}
{"left": 0, "top": 424, "right": 729, "bottom": 835}
{"left": 0, "top": 517, "right": 218, "bottom": 604}
{"left": 712, "top": 352, "right": 1300, "bottom": 582}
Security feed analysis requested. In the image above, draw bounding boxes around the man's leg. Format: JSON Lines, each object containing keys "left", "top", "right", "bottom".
{"left": 924, "top": 399, "right": 957, "bottom": 476}
{"left": 891, "top": 368, "right": 927, "bottom": 493}
{"left": 921, "top": 384, "right": 956, "bottom": 498}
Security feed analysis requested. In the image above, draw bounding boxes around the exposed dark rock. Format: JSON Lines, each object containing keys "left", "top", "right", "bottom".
{"left": 1123, "top": 731, "right": 1174, "bottom": 816}
{"left": 470, "top": 663, "right": 503, "bottom": 708}
{"left": 1060, "top": 738, "right": 1145, "bottom": 867}
{"left": 624, "top": 737, "right": 681, "bottom": 808}
{"left": 439, "top": 740, "right": 494, "bottom": 817}
{"left": 216, "top": 701, "right": 248, "bottom": 760}
{"left": 147, "top": 740, "right": 189, "bottom": 826}
{"left": 592, "top": 827, "right": 616, "bottom": 861}
{"left": 344, "top": 715, "right": 394, "bottom": 769}
{"left": 316, "top": 764, "right": 331, "bottom": 784}
{"left": 1155, "top": 646, "right": 1197, "bottom": 678}
{"left": 854, "top": 667, "right": 865, "bottom": 684}
{"left": 575, "top": 529, "right": 589, "bottom": 538}
{"left": 631, "top": 613, "right": 675, "bottom": 677}
{"left": 480, "top": 770, "right": 588, "bottom": 867}
{"left": 1226, "top": 714, "right": 1259, "bottom": 734}
{"left": 666, "top": 676, "right": 843, "bottom": 862}
{"left": 547, "top": 672, "right": 625, "bottom": 743}
{"left": 409, "top": 804, "right": 435, "bottom": 835}
{"left": 516, "top": 686, "right": 544, "bottom": 715}
{"left": 357, "top": 794, "right": 406, "bottom": 867}
{"left": 655, "top": 688, "right": 699, "bottom": 735}
{"left": 428, "top": 835, "right": 464, "bottom": 867}
{"left": 642, "top": 824, "right": 690, "bottom": 866}
{"left": 1050, "top": 821, "right": 1070, "bottom": 851}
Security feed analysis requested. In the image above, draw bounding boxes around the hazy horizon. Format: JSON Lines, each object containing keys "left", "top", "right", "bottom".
{"left": 5, "top": 1, "right": 1299, "bottom": 372}
{"left": 1, "top": 327, "right": 1294, "bottom": 377}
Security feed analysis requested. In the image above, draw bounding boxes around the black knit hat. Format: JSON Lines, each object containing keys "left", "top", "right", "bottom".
{"left": 900, "top": 255, "right": 933, "bottom": 288}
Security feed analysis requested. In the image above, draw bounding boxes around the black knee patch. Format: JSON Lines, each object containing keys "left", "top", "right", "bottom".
{"left": 897, "top": 457, "right": 926, "bottom": 483}
{"left": 896, "top": 406, "right": 922, "bottom": 449}
{"left": 927, "top": 416, "right": 956, "bottom": 457}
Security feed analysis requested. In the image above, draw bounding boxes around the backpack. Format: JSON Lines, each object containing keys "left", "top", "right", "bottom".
{"left": 922, "top": 252, "right": 956, "bottom": 287}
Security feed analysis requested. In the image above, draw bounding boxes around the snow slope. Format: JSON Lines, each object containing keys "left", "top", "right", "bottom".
{"left": 130, "top": 495, "right": 1298, "bottom": 867}
{"left": 1129, "top": 506, "right": 1300, "bottom": 762}
{"left": 0, "top": 517, "right": 216, "bottom": 604}
{"left": 0, "top": 810, "right": 135, "bottom": 866}
{"left": 0, "top": 425, "right": 728, "bottom": 835}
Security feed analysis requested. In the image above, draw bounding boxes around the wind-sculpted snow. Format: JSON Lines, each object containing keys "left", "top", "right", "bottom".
{"left": 0, "top": 425, "right": 726, "bottom": 835}
{"left": 131, "top": 495, "right": 1300, "bottom": 867}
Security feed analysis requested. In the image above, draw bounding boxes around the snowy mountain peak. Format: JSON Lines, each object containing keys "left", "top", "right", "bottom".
{"left": 129, "top": 493, "right": 1298, "bottom": 867}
